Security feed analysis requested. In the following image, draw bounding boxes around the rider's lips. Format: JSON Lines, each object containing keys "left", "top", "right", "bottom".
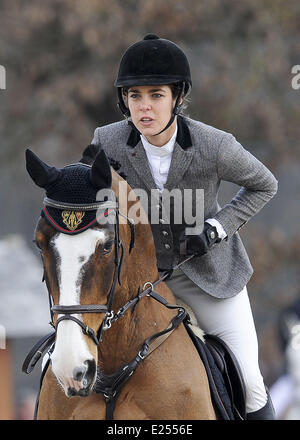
{"left": 140, "top": 117, "right": 154, "bottom": 127}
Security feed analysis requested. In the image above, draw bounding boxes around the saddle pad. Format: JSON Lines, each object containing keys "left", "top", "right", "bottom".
{"left": 184, "top": 321, "right": 235, "bottom": 420}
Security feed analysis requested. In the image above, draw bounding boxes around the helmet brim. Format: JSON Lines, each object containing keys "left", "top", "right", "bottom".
{"left": 114, "top": 75, "right": 192, "bottom": 88}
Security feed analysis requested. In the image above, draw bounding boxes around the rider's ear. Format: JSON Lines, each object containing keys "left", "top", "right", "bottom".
{"left": 25, "top": 149, "right": 61, "bottom": 188}
{"left": 90, "top": 149, "right": 112, "bottom": 189}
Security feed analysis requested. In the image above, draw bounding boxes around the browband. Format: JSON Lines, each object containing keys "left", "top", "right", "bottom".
{"left": 43, "top": 197, "right": 117, "bottom": 211}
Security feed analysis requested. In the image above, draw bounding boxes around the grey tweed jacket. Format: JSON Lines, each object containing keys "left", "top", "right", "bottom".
{"left": 91, "top": 116, "right": 278, "bottom": 298}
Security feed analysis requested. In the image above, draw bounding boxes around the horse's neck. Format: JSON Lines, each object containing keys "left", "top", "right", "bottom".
{"left": 98, "top": 221, "right": 171, "bottom": 373}
{"left": 98, "top": 175, "right": 175, "bottom": 371}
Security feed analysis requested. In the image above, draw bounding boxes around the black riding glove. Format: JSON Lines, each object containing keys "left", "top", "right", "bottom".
{"left": 179, "top": 222, "right": 221, "bottom": 256}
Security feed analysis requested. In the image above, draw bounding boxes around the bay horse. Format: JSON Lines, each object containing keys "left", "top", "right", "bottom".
{"left": 24, "top": 147, "right": 216, "bottom": 420}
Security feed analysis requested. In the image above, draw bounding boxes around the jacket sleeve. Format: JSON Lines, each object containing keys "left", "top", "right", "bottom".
{"left": 91, "top": 127, "right": 101, "bottom": 147}
{"left": 213, "top": 133, "right": 278, "bottom": 239}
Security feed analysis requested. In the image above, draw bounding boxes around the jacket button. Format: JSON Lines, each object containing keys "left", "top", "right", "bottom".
{"left": 162, "top": 230, "right": 169, "bottom": 236}
{"left": 164, "top": 244, "right": 171, "bottom": 250}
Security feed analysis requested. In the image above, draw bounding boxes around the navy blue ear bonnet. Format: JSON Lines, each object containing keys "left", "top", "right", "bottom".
{"left": 42, "top": 163, "right": 102, "bottom": 234}
{"left": 26, "top": 147, "right": 115, "bottom": 234}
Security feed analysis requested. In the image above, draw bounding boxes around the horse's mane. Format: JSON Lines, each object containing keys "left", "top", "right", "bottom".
{"left": 80, "top": 144, "right": 127, "bottom": 180}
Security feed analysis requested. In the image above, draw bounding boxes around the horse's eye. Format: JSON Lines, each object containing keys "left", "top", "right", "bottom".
{"left": 102, "top": 240, "right": 114, "bottom": 255}
{"left": 33, "top": 239, "right": 43, "bottom": 254}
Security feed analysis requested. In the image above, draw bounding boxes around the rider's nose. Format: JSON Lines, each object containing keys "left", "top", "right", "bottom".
{"left": 140, "top": 99, "right": 151, "bottom": 111}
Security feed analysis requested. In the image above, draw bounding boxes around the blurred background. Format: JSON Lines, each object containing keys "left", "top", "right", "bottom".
{"left": 0, "top": 0, "right": 299, "bottom": 419}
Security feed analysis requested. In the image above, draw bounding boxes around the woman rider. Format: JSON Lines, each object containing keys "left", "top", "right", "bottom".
{"left": 88, "top": 34, "right": 278, "bottom": 419}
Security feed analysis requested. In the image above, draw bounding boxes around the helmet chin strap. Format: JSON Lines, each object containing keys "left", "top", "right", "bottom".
{"left": 118, "top": 83, "right": 185, "bottom": 138}
{"left": 152, "top": 82, "right": 185, "bottom": 137}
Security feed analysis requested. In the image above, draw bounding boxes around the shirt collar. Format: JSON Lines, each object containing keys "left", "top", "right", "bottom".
{"left": 140, "top": 125, "right": 177, "bottom": 157}
{"left": 126, "top": 115, "right": 193, "bottom": 150}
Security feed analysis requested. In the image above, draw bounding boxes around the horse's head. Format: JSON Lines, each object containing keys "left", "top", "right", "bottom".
{"left": 26, "top": 148, "right": 128, "bottom": 397}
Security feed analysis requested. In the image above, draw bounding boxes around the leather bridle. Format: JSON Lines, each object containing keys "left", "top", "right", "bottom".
{"left": 30, "top": 195, "right": 194, "bottom": 354}
{"left": 23, "top": 194, "right": 195, "bottom": 420}
{"left": 44, "top": 197, "right": 130, "bottom": 347}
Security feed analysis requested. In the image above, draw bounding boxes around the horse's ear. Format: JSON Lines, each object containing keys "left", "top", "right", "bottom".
{"left": 90, "top": 149, "right": 112, "bottom": 189}
{"left": 79, "top": 144, "right": 100, "bottom": 165}
{"left": 25, "top": 149, "right": 61, "bottom": 188}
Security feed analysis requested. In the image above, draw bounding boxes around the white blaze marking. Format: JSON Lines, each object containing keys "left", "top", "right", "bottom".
{"left": 50, "top": 229, "right": 107, "bottom": 392}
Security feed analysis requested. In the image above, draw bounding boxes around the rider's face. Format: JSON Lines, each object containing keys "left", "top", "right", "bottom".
{"left": 126, "top": 85, "right": 177, "bottom": 147}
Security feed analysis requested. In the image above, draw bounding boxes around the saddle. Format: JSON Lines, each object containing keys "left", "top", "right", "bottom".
{"left": 184, "top": 321, "right": 247, "bottom": 420}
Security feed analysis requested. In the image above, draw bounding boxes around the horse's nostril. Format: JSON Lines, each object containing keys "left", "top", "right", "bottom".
{"left": 84, "top": 359, "right": 97, "bottom": 383}
{"left": 73, "top": 365, "right": 87, "bottom": 382}
{"left": 72, "top": 360, "right": 96, "bottom": 386}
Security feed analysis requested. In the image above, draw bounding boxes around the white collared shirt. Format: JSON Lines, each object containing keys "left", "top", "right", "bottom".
{"left": 140, "top": 127, "right": 227, "bottom": 240}
{"left": 140, "top": 126, "right": 177, "bottom": 192}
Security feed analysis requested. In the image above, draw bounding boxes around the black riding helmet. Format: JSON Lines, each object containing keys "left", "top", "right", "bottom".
{"left": 114, "top": 34, "right": 192, "bottom": 136}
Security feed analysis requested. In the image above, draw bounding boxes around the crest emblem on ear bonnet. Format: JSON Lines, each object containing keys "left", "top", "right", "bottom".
{"left": 25, "top": 148, "right": 113, "bottom": 233}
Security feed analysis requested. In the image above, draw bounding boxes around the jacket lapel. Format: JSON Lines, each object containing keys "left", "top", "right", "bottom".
{"left": 164, "top": 141, "right": 194, "bottom": 190}
{"left": 125, "top": 140, "right": 157, "bottom": 191}
{"left": 165, "top": 115, "right": 194, "bottom": 188}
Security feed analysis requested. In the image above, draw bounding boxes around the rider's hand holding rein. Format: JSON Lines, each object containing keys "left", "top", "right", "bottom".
{"left": 180, "top": 222, "right": 221, "bottom": 256}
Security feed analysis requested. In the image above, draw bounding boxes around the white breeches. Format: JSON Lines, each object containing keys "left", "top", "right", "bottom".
{"left": 164, "top": 268, "right": 268, "bottom": 413}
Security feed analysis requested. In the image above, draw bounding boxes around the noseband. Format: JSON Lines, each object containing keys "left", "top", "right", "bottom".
{"left": 44, "top": 197, "right": 132, "bottom": 346}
